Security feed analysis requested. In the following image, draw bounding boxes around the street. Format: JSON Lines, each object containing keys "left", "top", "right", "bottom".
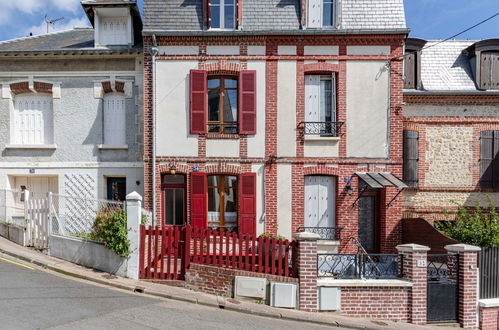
{"left": 0, "top": 254, "right": 330, "bottom": 330}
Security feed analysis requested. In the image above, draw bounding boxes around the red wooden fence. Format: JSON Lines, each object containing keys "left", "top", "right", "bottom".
{"left": 139, "top": 225, "right": 297, "bottom": 280}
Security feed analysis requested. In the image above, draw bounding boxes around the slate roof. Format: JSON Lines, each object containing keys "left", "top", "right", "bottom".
{"left": 418, "top": 40, "right": 478, "bottom": 91}
{"left": 143, "top": 0, "right": 407, "bottom": 34}
{"left": 0, "top": 28, "right": 142, "bottom": 55}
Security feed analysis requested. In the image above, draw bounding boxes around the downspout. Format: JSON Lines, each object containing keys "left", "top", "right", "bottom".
{"left": 386, "top": 60, "right": 392, "bottom": 159}
{"left": 150, "top": 36, "right": 159, "bottom": 227}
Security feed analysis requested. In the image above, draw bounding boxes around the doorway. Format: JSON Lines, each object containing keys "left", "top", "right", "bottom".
{"left": 358, "top": 187, "right": 380, "bottom": 253}
{"left": 161, "top": 175, "right": 186, "bottom": 227}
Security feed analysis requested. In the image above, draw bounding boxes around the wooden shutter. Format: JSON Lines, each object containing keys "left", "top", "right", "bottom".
{"left": 480, "top": 131, "right": 494, "bottom": 188}
{"left": 239, "top": 173, "right": 256, "bottom": 236}
{"left": 238, "top": 70, "right": 257, "bottom": 135}
{"left": 190, "top": 172, "right": 207, "bottom": 229}
{"left": 404, "top": 52, "right": 416, "bottom": 89}
{"left": 480, "top": 53, "right": 493, "bottom": 90}
{"left": 491, "top": 52, "right": 499, "bottom": 90}
{"left": 104, "top": 93, "right": 126, "bottom": 145}
{"left": 331, "top": 73, "right": 337, "bottom": 121}
{"left": 190, "top": 70, "right": 207, "bottom": 134}
{"left": 307, "top": 0, "right": 321, "bottom": 28}
{"left": 403, "top": 130, "right": 419, "bottom": 187}
{"left": 305, "top": 75, "right": 320, "bottom": 122}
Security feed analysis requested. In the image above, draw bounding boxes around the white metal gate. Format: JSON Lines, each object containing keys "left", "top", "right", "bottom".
{"left": 26, "top": 198, "right": 49, "bottom": 249}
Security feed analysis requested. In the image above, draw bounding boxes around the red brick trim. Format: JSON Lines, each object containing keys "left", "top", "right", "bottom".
{"left": 10, "top": 81, "right": 53, "bottom": 95}
{"left": 205, "top": 163, "right": 242, "bottom": 174}
{"left": 303, "top": 62, "right": 339, "bottom": 74}
{"left": 204, "top": 60, "right": 242, "bottom": 74}
{"left": 404, "top": 94, "right": 499, "bottom": 106}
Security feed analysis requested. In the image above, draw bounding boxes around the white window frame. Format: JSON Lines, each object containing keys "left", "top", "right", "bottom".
{"left": 102, "top": 92, "right": 127, "bottom": 148}
{"left": 209, "top": 0, "right": 236, "bottom": 30}
{"left": 12, "top": 93, "right": 54, "bottom": 146}
{"left": 305, "top": 74, "right": 337, "bottom": 123}
{"left": 307, "top": 0, "right": 337, "bottom": 28}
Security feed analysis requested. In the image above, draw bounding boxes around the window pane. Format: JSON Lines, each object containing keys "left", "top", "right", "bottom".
{"left": 208, "top": 90, "right": 220, "bottom": 121}
{"left": 320, "top": 79, "right": 333, "bottom": 122}
{"left": 224, "top": 89, "right": 238, "bottom": 123}
{"left": 211, "top": 3, "right": 220, "bottom": 28}
{"left": 208, "top": 187, "right": 221, "bottom": 212}
{"left": 224, "top": 176, "right": 237, "bottom": 187}
{"left": 165, "top": 189, "right": 174, "bottom": 225}
{"left": 208, "top": 78, "right": 220, "bottom": 88}
{"left": 163, "top": 175, "right": 185, "bottom": 185}
{"left": 225, "top": 78, "right": 237, "bottom": 89}
{"left": 323, "top": 0, "right": 334, "bottom": 26}
{"left": 174, "top": 189, "right": 184, "bottom": 226}
{"left": 208, "top": 175, "right": 220, "bottom": 187}
{"left": 224, "top": 4, "right": 235, "bottom": 29}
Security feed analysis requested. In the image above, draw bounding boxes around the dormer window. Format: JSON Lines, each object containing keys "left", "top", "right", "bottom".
{"left": 307, "top": 0, "right": 337, "bottom": 28}
{"left": 209, "top": 0, "right": 236, "bottom": 30}
{"left": 464, "top": 39, "right": 499, "bottom": 90}
{"left": 404, "top": 38, "right": 427, "bottom": 89}
{"left": 93, "top": 7, "right": 133, "bottom": 47}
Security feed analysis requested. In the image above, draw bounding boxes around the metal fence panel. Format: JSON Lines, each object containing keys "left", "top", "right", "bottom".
{"left": 0, "top": 189, "right": 25, "bottom": 227}
{"left": 480, "top": 247, "right": 499, "bottom": 299}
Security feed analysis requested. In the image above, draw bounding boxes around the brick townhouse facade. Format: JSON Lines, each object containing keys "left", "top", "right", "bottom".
{"left": 402, "top": 38, "right": 499, "bottom": 223}
{"left": 143, "top": 0, "right": 409, "bottom": 253}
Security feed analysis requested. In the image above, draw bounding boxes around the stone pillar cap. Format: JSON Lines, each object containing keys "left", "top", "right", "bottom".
{"left": 396, "top": 243, "right": 430, "bottom": 253}
{"left": 126, "top": 191, "right": 143, "bottom": 201}
{"left": 445, "top": 243, "right": 481, "bottom": 253}
{"left": 293, "top": 232, "right": 321, "bottom": 241}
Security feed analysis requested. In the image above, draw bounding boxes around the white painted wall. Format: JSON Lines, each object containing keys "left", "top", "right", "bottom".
{"left": 277, "top": 163, "right": 292, "bottom": 239}
{"left": 346, "top": 61, "right": 389, "bottom": 158}
{"left": 278, "top": 46, "right": 297, "bottom": 55}
{"left": 247, "top": 46, "right": 266, "bottom": 56}
{"left": 277, "top": 61, "right": 296, "bottom": 157}
{"left": 156, "top": 60, "right": 198, "bottom": 157}
{"left": 247, "top": 61, "right": 266, "bottom": 158}
{"left": 251, "top": 163, "right": 265, "bottom": 236}
{"left": 206, "top": 46, "right": 240, "bottom": 55}
{"left": 304, "top": 140, "right": 339, "bottom": 158}
{"left": 158, "top": 46, "right": 199, "bottom": 56}
{"left": 304, "top": 46, "right": 339, "bottom": 56}
{"left": 206, "top": 139, "right": 239, "bottom": 158}
{"left": 346, "top": 46, "right": 391, "bottom": 56}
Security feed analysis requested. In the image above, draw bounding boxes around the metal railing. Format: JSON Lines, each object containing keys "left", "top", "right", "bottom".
{"left": 207, "top": 123, "right": 238, "bottom": 134}
{"left": 301, "top": 121, "right": 343, "bottom": 137}
{"left": 298, "top": 226, "right": 343, "bottom": 240}
{"left": 317, "top": 253, "right": 403, "bottom": 279}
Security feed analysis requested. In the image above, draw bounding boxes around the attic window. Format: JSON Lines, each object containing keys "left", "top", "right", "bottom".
{"left": 403, "top": 38, "right": 427, "bottom": 90}
{"left": 307, "top": 0, "right": 337, "bottom": 28}
{"left": 464, "top": 39, "right": 499, "bottom": 90}
{"left": 209, "top": 0, "right": 236, "bottom": 30}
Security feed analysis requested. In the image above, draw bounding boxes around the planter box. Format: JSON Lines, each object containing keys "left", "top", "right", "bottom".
{"left": 49, "top": 234, "right": 128, "bottom": 277}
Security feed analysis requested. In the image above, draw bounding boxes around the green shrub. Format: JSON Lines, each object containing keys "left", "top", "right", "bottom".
{"left": 88, "top": 207, "right": 130, "bottom": 257}
{"left": 435, "top": 198, "right": 499, "bottom": 248}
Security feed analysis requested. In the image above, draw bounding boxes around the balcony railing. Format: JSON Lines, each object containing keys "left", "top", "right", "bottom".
{"left": 317, "top": 253, "right": 404, "bottom": 279}
{"left": 301, "top": 121, "right": 343, "bottom": 137}
{"left": 298, "top": 226, "right": 343, "bottom": 240}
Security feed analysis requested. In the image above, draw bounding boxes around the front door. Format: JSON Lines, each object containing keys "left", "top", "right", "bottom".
{"left": 162, "top": 175, "right": 186, "bottom": 227}
{"left": 304, "top": 176, "right": 335, "bottom": 229}
{"left": 358, "top": 189, "right": 380, "bottom": 253}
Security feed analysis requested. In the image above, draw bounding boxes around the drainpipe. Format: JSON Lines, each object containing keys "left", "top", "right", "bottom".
{"left": 150, "top": 37, "right": 159, "bottom": 227}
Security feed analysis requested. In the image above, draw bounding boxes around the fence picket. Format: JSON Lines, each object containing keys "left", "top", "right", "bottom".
{"left": 139, "top": 225, "right": 145, "bottom": 278}
{"left": 251, "top": 235, "right": 256, "bottom": 273}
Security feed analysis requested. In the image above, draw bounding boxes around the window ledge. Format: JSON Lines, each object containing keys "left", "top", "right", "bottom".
{"left": 98, "top": 144, "right": 129, "bottom": 150}
{"left": 317, "top": 279, "right": 412, "bottom": 288}
{"left": 304, "top": 136, "right": 340, "bottom": 142}
{"left": 205, "top": 133, "right": 240, "bottom": 140}
{"left": 5, "top": 144, "right": 57, "bottom": 150}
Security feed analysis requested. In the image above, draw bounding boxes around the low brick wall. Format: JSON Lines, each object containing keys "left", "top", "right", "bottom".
{"left": 340, "top": 286, "right": 411, "bottom": 322}
{"left": 185, "top": 263, "right": 298, "bottom": 297}
{"left": 480, "top": 300, "right": 499, "bottom": 330}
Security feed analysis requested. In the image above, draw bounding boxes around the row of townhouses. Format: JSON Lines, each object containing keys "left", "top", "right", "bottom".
{"left": 0, "top": 0, "right": 497, "bottom": 255}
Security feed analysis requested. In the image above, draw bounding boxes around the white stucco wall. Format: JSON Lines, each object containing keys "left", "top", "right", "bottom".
{"left": 206, "top": 139, "right": 239, "bottom": 158}
{"left": 277, "top": 61, "right": 296, "bottom": 157}
{"left": 252, "top": 163, "right": 266, "bottom": 236}
{"left": 277, "top": 164, "right": 292, "bottom": 239}
{"left": 156, "top": 60, "right": 198, "bottom": 157}
{"left": 304, "top": 46, "right": 339, "bottom": 55}
{"left": 346, "top": 61, "right": 389, "bottom": 158}
{"left": 346, "top": 46, "right": 391, "bottom": 56}
{"left": 247, "top": 61, "right": 266, "bottom": 158}
{"left": 304, "top": 140, "right": 339, "bottom": 158}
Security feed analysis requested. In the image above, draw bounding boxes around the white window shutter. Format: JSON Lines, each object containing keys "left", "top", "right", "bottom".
{"left": 104, "top": 93, "right": 126, "bottom": 145}
{"left": 100, "top": 16, "right": 128, "bottom": 45}
{"left": 305, "top": 75, "right": 320, "bottom": 122}
{"left": 307, "top": 0, "right": 322, "bottom": 28}
{"left": 14, "top": 94, "right": 52, "bottom": 145}
{"left": 332, "top": 73, "right": 337, "bottom": 122}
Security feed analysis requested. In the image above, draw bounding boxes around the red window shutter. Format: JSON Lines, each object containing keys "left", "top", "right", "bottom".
{"left": 239, "top": 173, "right": 256, "bottom": 236}
{"left": 190, "top": 70, "right": 207, "bottom": 134}
{"left": 190, "top": 172, "right": 207, "bottom": 229}
{"left": 238, "top": 70, "right": 257, "bottom": 135}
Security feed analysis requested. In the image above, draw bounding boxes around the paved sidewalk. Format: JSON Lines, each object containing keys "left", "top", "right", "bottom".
{"left": 0, "top": 236, "right": 449, "bottom": 330}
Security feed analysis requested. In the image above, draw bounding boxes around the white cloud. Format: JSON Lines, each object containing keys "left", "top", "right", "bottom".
{"left": 0, "top": 0, "right": 82, "bottom": 24}
{"left": 25, "top": 16, "right": 90, "bottom": 36}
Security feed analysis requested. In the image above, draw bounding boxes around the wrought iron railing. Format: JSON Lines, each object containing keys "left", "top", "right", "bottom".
{"left": 301, "top": 122, "right": 343, "bottom": 137}
{"left": 208, "top": 123, "right": 238, "bottom": 134}
{"left": 317, "top": 253, "right": 404, "bottom": 279}
{"left": 298, "top": 227, "right": 343, "bottom": 240}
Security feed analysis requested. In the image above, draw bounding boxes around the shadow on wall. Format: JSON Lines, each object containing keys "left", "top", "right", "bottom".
{"left": 402, "top": 218, "right": 459, "bottom": 254}
{"left": 181, "top": 0, "right": 203, "bottom": 28}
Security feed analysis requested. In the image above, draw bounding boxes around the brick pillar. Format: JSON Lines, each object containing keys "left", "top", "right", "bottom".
{"left": 446, "top": 244, "right": 481, "bottom": 329}
{"left": 479, "top": 300, "right": 499, "bottom": 330}
{"left": 293, "top": 232, "right": 320, "bottom": 312}
{"left": 396, "top": 243, "right": 430, "bottom": 325}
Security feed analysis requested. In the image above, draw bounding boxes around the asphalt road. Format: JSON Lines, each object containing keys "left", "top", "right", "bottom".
{"left": 0, "top": 254, "right": 331, "bottom": 330}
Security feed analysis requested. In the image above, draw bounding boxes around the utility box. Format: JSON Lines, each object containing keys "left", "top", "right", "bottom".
{"left": 270, "top": 282, "right": 297, "bottom": 308}
{"left": 234, "top": 276, "right": 267, "bottom": 299}
{"left": 319, "top": 287, "right": 341, "bottom": 311}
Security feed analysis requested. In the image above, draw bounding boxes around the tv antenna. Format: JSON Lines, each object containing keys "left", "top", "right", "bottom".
{"left": 45, "top": 15, "right": 65, "bottom": 33}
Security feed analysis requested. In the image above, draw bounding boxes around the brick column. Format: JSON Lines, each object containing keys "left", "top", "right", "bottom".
{"left": 446, "top": 244, "right": 481, "bottom": 329}
{"left": 396, "top": 243, "right": 430, "bottom": 325}
{"left": 293, "top": 232, "right": 320, "bottom": 312}
{"left": 479, "top": 299, "right": 499, "bottom": 330}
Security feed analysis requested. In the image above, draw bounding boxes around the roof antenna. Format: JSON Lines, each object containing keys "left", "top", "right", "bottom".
{"left": 45, "top": 15, "right": 65, "bottom": 34}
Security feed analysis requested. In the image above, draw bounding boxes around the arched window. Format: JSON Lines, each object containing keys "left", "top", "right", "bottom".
{"left": 13, "top": 93, "right": 53, "bottom": 145}
{"left": 103, "top": 92, "right": 126, "bottom": 146}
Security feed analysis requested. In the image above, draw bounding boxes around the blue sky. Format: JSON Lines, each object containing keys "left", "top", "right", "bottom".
{"left": 0, "top": 0, "right": 497, "bottom": 42}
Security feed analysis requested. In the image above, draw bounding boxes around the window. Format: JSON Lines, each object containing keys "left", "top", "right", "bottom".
{"left": 107, "top": 177, "right": 126, "bottom": 201}
{"left": 480, "top": 131, "right": 499, "bottom": 188}
{"left": 209, "top": 0, "right": 235, "bottom": 30}
{"left": 479, "top": 52, "right": 499, "bottom": 90}
{"left": 190, "top": 70, "right": 256, "bottom": 135}
{"left": 403, "top": 39, "right": 427, "bottom": 90}
{"left": 13, "top": 93, "right": 53, "bottom": 145}
{"left": 162, "top": 175, "right": 186, "bottom": 226}
{"left": 208, "top": 175, "right": 238, "bottom": 231}
{"left": 103, "top": 93, "right": 126, "bottom": 145}
{"left": 99, "top": 16, "right": 128, "bottom": 45}
{"left": 304, "top": 176, "right": 336, "bottom": 229}
{"left": 208, "top": 77, "right": 238, "bottom": 134}
{"left": 304, "top": 74, "right": 339, "bottom": 136}
{"left": 403, "top": 130, "right": 419, "bottom": 187}
{"left": 307, "top": 0, "right": 337, "bottom": 28}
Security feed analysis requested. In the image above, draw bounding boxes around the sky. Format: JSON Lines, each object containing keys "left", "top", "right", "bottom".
{"left": 0, "top": 0, "right": 497, "bottom": 42}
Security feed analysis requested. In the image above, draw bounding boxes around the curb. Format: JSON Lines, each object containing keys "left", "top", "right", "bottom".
{"left": 0, "top": 246, "right": 404, "bottom": 330}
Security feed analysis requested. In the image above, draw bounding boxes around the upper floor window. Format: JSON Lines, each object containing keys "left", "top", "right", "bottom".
{"left": 403, "top": 130, "right": 419, "bottom": 188}
{"left": 13, "top": 93, "right": 53, "bottom": 145}
{"left": 209, "top": 0, "right": 236, "bottom": 30}
{"left": 208, "top": 77, "right": 238, "bottom": 134}
{"left": 103, "top": 93, "right": 126, "bottom": 146}
{"left": 480, "top": 130, "right": 499, "bottom": 189}
{"left": 307, "top": 0, "right": 337, "bottom": 28}
{"left": 479, "top": 52, "right": 499, "bottom": 90}
{"left": 403, "top": 38, "right": 427, "bottom": 89}
{"left": 303, "top": 74, "right": 339, "bottom": 136}
{"left": 100, "top": 16, "right": 128, "bottom": 45}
